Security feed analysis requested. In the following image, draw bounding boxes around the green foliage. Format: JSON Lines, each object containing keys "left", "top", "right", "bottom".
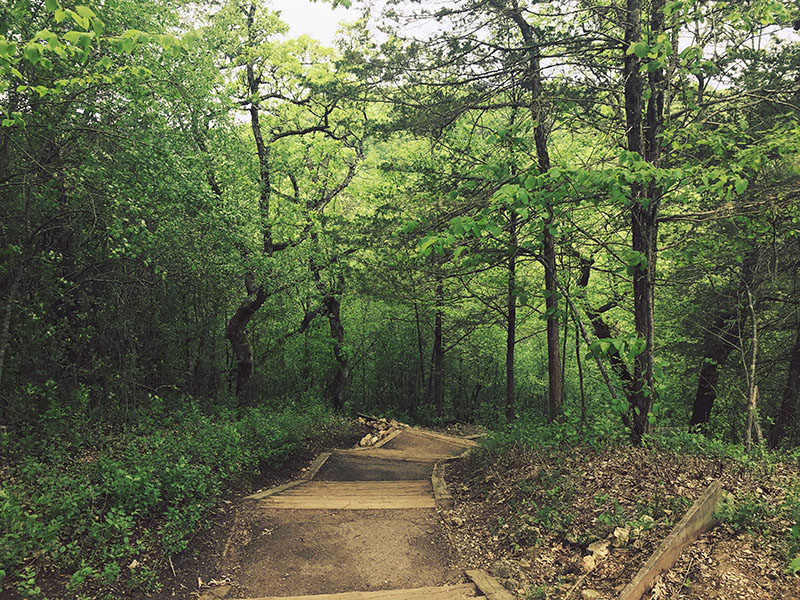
{"left": 0, "top": 398, "right": 338, "bottom": 596}
{"left": 716, "top": 493, "right": 773, "bottom": 534}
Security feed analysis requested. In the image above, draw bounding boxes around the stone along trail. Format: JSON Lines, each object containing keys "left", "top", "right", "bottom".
{"left": 209, "top": 426, "right": 511, "bottom": 600}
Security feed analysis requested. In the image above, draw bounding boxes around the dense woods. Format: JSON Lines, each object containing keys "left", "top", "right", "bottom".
{"left": 2, "top": 0, "right": 800, "bottom": 596}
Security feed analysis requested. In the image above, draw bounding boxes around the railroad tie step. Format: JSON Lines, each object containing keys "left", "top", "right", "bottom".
{"left": 241, "top": 582, "right": 484, "bottom": 599}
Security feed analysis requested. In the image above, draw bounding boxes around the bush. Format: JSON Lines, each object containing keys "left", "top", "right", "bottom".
{"left": 0, "top": 396, "right": 338, "bottom": 598}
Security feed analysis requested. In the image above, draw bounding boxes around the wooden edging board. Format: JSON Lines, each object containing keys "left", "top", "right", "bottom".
{"left": 466, "top": 569, "right": 515, "bottom": 600}
{"left": 617, "top": 480, "right": 724, "bottom": 600}
{"left": 241, "top": 582, "right": 480, "bottom": 600}
{"left": 245, "top": 452, "right": 332, "bottom": 500}
{"left": 408, "top": 428, "right": 479, "bottom": 449}
{"left": 346, "top": 428, "right": 403, "bottom": 451}
{"left": 432, "top": 461, "right": 453, "bottom": 508}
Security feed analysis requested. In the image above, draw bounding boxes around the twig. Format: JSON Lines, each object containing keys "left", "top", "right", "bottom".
{"left": 169, "top": 555, "right": 176, "bottom": 577}
{"left": 564, "top": 572, "right": 590, "bottom": 600}
{"left": 674, "top": 556, "right": 694, "bottom": 599}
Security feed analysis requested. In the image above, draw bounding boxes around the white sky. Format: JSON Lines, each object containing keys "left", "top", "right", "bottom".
{"left": 269, "top": 0, "right": 362, "bottom": 46}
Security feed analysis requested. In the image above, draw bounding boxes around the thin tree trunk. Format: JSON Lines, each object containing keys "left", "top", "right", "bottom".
{"left": 414, "top": 301, "right": 426, "bottom": 401}
{"left": 325, "top": 276, "right": 348, "bottom": 412}
{"left": 769, "top": 319, "right": 800, "bottom": 448}
{"left": 544, "top": 227, "right": 563, "bottom": 422}
{"left": 625, "top": 0, "right": 665, "bottom": 444}
{"left": 508, "top": 2, "right": 563, "bottom": 422}
{"left": 506, "top": 212, "right": 517, "bottom": 422}
{"left": 432, "top": 279, "right": 444, "bottom": 418}
{"left": 743, "top": 287, "right": 761, "bottom": 451}
{"left": 227, "top": 6, "right": 273, "bottom": 406}
{"left": 575, "top": 312, "right": 586, "bottom": 426}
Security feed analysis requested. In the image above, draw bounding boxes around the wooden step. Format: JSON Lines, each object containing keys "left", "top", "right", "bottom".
{"left": 258, "top": 480, "right": 435, "bottom": 510}
{"left": 336, "top": 449, "right": 448, "bottom": 462}
{"left": 243, "top": 583, "right": 483, "bottom": 599}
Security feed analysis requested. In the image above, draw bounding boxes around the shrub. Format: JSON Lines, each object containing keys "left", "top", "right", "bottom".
{"left": 0, "top": 396, "right": 338, "bottom": 597}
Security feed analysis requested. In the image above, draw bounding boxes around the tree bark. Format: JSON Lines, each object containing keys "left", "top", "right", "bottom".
{"left": 414, "top": 301, "right": 426, "bottom": 403}
{"left": 506, "top": 212, "right": 517, "bottom": 422}
{"left": 324, "top": 277, "right": 348, "bottom": 411}
{"left": 432, "top": 279, "right": 444, "bottom": 418}
{"left": 689, "top": 255, "right": 760, "bottom": 427}
{"left": 507, "top": 1, "right": 563, "bottom": 422}
{"left": 688, "top": 312, "right": 740, "bottom": 427}
{"left": 624, "top": 0, "right": 665, "bottom": 444}
{"left": 226, "top": 273, "right": 267, "bottom": 405}
{"left": 769, "top": 319, "right": 800, "bottom": 448}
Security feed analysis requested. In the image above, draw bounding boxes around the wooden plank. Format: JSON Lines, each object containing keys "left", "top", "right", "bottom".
{"left": 374, "top": 428, "right": 403, "bottom": 448}
{"left": 432, "top": 462, "right": 454, "bottom": 509}
{"left": 335, "top": 449, "right": 443, "bottom": 462}
{"left": 246, "top": 452, "right": 331, "bottom": 499}
{"left": 618, "top": 480, "right": 724, "bottom": 600}
{"left": 409, "top": 428, "right": 479, "bottom": 448}
{"left": 304, "top": 452, "right": 332, "bottom": 480}
{"left": 466, "top": 570, "right": 515, "bottom": 600}
{"left": 259, "top": 480, "right": 436, "bottom": 509}
{"left": 246, "top": 479, "right": 305, "bottom": 500}
{"left": 243, "top": 583, "right": 480, "bottom": 600}
{"left": 263, "top": 497, "right": 436, "bottom": 509}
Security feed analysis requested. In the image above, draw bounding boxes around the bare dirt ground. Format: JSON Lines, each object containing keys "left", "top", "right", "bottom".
{"left": 222, "top": 507, "right": 462, "bottom": 597}
{"left": 182, "top": 424, "right": 473, "bottom": 600}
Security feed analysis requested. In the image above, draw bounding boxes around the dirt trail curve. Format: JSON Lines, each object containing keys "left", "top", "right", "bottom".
{"left": 201, "top": 425, "right": 509, "bottom": 600}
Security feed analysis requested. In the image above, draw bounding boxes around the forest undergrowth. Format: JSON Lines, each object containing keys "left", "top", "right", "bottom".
{"left": 0, "top": 396, "right": 362, "bottom": 600}
{"left": 444, "top": 416, "right": 800, "bottom": 599}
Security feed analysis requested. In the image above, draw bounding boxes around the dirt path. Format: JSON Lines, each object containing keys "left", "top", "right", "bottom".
{"left": 203, "top": 426, "right": 495, "bottom": 600}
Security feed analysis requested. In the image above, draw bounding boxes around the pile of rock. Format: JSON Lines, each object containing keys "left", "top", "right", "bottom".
{"left": 356, "top": 416, "right": 406, "bottom": 447}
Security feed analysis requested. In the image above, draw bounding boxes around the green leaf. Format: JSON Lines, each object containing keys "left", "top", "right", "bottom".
{"left": 523, "top": 174, "right": 537, "bottom": 190}
{"left": 0, "top": 39, "right": 17, "bottom": 60}
{"left": 45, "top": 0, "right": 60, "bottom": 10}
{"left": 628, "top": 42, "right": 649, "bottom": 58}
{"left": 24, "top": 43, "right": 41, "bottom": 65}
{"left": 63, "top": 31, "right": 82, "bottom": 44}
{"left": 734, "top": 178, "right": 748, "bottom": 194}
{"left": 787, "top": 557, "right": 800, "bottom": 576}
{"left": 75, "top": 5, "right": 96, "bottom": 18}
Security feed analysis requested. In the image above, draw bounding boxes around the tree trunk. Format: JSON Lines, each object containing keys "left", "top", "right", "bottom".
{"left": 414, "top": 301, "right": 426, "bottom": 403}
{"left": 225, "top": 6, "right": 273, "bottom": 407}
{"left": 689, "top": 254, "right": 760, "bottom": 427}
{"left": 432, "top": 279, "right": 444, "bottom": 418}
{"left": 226, "top": 275, "right": 267, "bottom": 406}
{"left": 630, "top": 207, "right": 659, "bottom": 443}
{"left": 325, "top": 278, "right": 348, "bottom": 411}
{"left": 769, "top": 319, "right": 800, "bottom": 448}
{"left": 544, "top": 226, "right": 563, "bottom": 422}
{"left": 624, "top": 0, "right": 665, "bottom": 444}
{"left": 688, "top": 312, "right": 739, "bottom": 427}
{"left": 506, "top": 212, "right": 517, "bottom": 422}
{"left": 507, "top": 2, "right": 563, "bottom": 422}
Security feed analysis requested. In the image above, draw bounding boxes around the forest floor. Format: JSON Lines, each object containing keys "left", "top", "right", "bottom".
{"left": 139, "top": 422, "right": 800, "bottom": 600}
{"left": 442, "top": 440, "right": 800, "bottom": 599}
